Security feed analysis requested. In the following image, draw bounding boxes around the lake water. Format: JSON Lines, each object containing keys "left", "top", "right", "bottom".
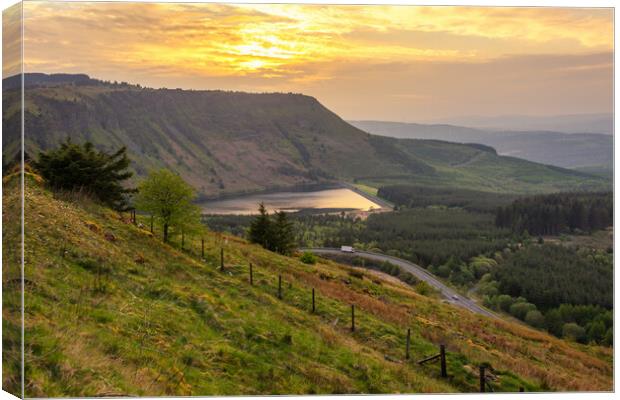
{"left": 201, "top": 188, "right": 382, "bottom": 215}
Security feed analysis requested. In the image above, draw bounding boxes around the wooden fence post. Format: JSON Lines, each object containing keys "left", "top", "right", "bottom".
{"left": 479, "top": 366, "right": 486, "bottom": 393}
{"left": 312, "top": 288, "right": 315, "bottom": 313}
{"left": 220, "top": 248, "right": 224, "bottom": 270}
{"left": 249, "top": 263, "right": 253, "bottom": 285}
{"left": 351, "top": 304, "right": 355, "bottom": 332}
{"left": 440, "top": 345, "right": 447, "bottom": 378}
{"left": 278, "top": 275, "right": 282, "bottom": 299}
{"left": 201, "top": 238, "right": 204, "bottom": 258}
{"left": 150, "top": 215, "right": 153, "bottom": 233}
{"left": 406, "top": 328, "right": 411, "bottom": 360}
{"left": 181, "top": 231, "right": 185, "bottom": 250}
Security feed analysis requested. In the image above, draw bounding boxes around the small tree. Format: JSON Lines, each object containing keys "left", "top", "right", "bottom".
{"left": 33, "top": 139, "right": 133, "bottom": 210}
{"left": 525, "top": 310, "right": 545, "bottom": 328}
{"left": 248, "top": 205, "right": 297, "bottom": 255}
{"left": 496, "top": 294, "right": 514, "bottom": 312}
{"left": 177, "top": 205, "right": 204, "bottom": 249}
{"left": 509, "top": 301, "right": 537, "bottom": 320}
{"left": 248, "top": 203, "right": 272, "bottom": 249}
{"left": 135, "top": 169, "right": 199, "bottom": 243}
{"left": 586, "top": 320, "right": 606, "bottom": 344}
{"left": 272, "top": 211, "right": 296, "bottom": 255}
{"left": 562, "top": 322, "right": 586, "bottom": 343}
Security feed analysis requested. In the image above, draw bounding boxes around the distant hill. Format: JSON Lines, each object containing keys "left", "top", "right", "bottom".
{"left": 2, "top": 73, "right": 98, "bottom": 90}
{"left": 2, "top": 73, "right": 609, "bottom": 197}
{"left": 350, "top": 120, "right": 613, "bottom": 171}
{"left": 420, "top": 113, "right": 613, "bottom": 135}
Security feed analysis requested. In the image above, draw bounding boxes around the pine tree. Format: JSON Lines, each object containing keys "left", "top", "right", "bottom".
{"left": 272, "top": 211, "right": 296, "bottom": 255}
{"left": 248, "top": 203, "right": 272, "bottom": 249}
{"left": 33, "top": 139, "right": 133, "bottom": 210}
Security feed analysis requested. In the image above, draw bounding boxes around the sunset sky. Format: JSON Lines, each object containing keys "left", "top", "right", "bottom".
{"left": 6, "top": 2, "right": 614, "bottom": 121}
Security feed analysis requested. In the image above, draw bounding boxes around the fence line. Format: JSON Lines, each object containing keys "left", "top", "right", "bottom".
{"left": 178, "top": 236, "right": 510, "bottom": 392}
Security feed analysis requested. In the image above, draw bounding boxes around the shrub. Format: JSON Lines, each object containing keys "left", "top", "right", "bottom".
{"left": 586, "top": 321, "right": 606, "bottom": 344}
{"left": 348, "top": 269, "right": 365, "bottom": 280}
{"left": 525, "top": 310, "right": 545, "bottom": 328}
{"left": 300, "top": 252, "right": 317, "bottom": 264}
{"left": 414, "top": 281, "right": 433, "bottom": 296}
{"left": 509, "top": 302, "right": 537, "bottom": 320}
{"left": 496, "top": 294, "right": 514, "bottom": 312}
{"left": 562, "top": 323, "right": 586, "bottom": 343}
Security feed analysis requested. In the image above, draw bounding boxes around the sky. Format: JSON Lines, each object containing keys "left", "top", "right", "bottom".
{"left": 4, "top": 2, "right": 614, "bottom": 121}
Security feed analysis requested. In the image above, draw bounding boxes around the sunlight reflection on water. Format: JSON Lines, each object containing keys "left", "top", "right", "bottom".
{"left": 200, "top": 188, "right": 381, "bottom": 215}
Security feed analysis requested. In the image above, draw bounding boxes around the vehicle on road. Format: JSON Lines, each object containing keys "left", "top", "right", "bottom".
{"left": 341, "top": 245, "right": 355, "bottom": 253}
{"left": 452, "top": 295, "right": 459, "bottom": 301}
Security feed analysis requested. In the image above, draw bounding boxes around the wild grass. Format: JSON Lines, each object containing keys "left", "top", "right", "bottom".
{"left": 3, "top": 175, "right": 612, "bottom": 396}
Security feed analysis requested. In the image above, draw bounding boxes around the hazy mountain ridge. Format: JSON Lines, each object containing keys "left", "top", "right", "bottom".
{"left": 419, "top": 113, "right": 613, "bottom": 135}
{"left": 2, "top": 73, "right": 608, "bottom": 197}
{"left": 350, "top": 120, "right": 613, "bottom": 170}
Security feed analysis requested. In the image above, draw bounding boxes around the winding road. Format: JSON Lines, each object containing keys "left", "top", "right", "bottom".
{"left": 302, "top": 247, "right": 499, "bottom": 319}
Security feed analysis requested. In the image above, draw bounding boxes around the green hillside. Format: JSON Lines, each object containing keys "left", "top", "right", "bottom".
{"left": 350, "top": 120, "right": 613, "bottom": 171}
{"left": 2, "top": 74, "right": 609, "bottom": 197}
{"left": 2, "top": 173, "right": 612, "bottom": 396}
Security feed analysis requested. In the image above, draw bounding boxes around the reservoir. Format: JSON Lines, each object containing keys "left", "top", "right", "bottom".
{"left": 201, "top": 188, "right": 382, "bottom": 215}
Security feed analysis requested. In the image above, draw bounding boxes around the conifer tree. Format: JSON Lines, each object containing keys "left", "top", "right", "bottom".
{"left": 34, "top": 139, "right": 133, "bottom": 210}
{"left": 248, "top": 203, "right": 272, "bottom": 249}
{"left": 272, "top": 211, "right": 296, "bottom": 255}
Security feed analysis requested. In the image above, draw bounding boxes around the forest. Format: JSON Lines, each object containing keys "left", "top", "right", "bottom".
{"left": 378, "top": 185, "right": 517, "bottom": 213}
{"left": 493, "top": 244, "right": 612, "bottom": 310}
{"left": 477, "top": 243, "right": 613, "bottom": 345}
{"left": 495, "top": 192, "right": 612, "bottom": 235}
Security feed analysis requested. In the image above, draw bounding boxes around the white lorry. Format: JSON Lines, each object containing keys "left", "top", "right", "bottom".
{"left": 340, "top": 246, "right": 355, "bottom": 253}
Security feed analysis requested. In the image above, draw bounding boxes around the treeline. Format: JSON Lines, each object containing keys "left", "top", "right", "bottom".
{"left": 378, "top": 185, "right": 517, "bottom": 213}
{"left": 359, "top": 208, "right": 512, "bottom": 267}
{"left": 482, "top": 291, "right": 612, "bottom": 345}
{"left": 202, "top": 214, "right": 252, "bottom": 237}
{"left": 495, "top": 192, "right": 612, "bottom": 235}
{"left": 291, "top": 208, "right": 512, "bottom": 269}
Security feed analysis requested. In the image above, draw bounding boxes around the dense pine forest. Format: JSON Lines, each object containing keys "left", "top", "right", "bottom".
{"left": 378, "top": 185, "right": 517, "bottom": 213}
{"left": 495, "top": 192, "right": 612, "bottom": 235}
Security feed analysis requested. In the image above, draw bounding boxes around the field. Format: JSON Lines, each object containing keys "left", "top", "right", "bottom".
{"left": 1, "top": 173, "right": 613, "bottom": 396}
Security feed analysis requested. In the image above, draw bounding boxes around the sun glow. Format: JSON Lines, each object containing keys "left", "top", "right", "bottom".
{"left": 22, "top": 3, "right": 612, "bottom": 81}
{"left": 18, "top": 2, "right": 612, "bottom": 119}
{"left": 240, "top": 59, "right": 266, "bottom": 71}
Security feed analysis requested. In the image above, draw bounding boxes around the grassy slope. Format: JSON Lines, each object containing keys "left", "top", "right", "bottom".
{"left": 349, "top": 120, "right": 613, "bottom": 171}
{"left": 2, "top": 176, "right": 612, "bottom": 396}
{"left": 3, "top": 77, "right": 608, "bottom": 197}
{"left": 362, "top": 140, "right": 607, "bottom": 194}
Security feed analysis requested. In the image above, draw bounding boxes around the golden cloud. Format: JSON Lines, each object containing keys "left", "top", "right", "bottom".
{"left": 22, "top": 2, "right": 612, "bottom": 81}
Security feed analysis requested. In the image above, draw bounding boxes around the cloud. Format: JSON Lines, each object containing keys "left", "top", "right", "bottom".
{"left": 19, "top": 2, "right": 613, "bottom": 120}
{"left": 3, "top": 3, "right": 22, "bottom": 78}
{"left": 304, "top": 52, "right": 612, "bottom": 121}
